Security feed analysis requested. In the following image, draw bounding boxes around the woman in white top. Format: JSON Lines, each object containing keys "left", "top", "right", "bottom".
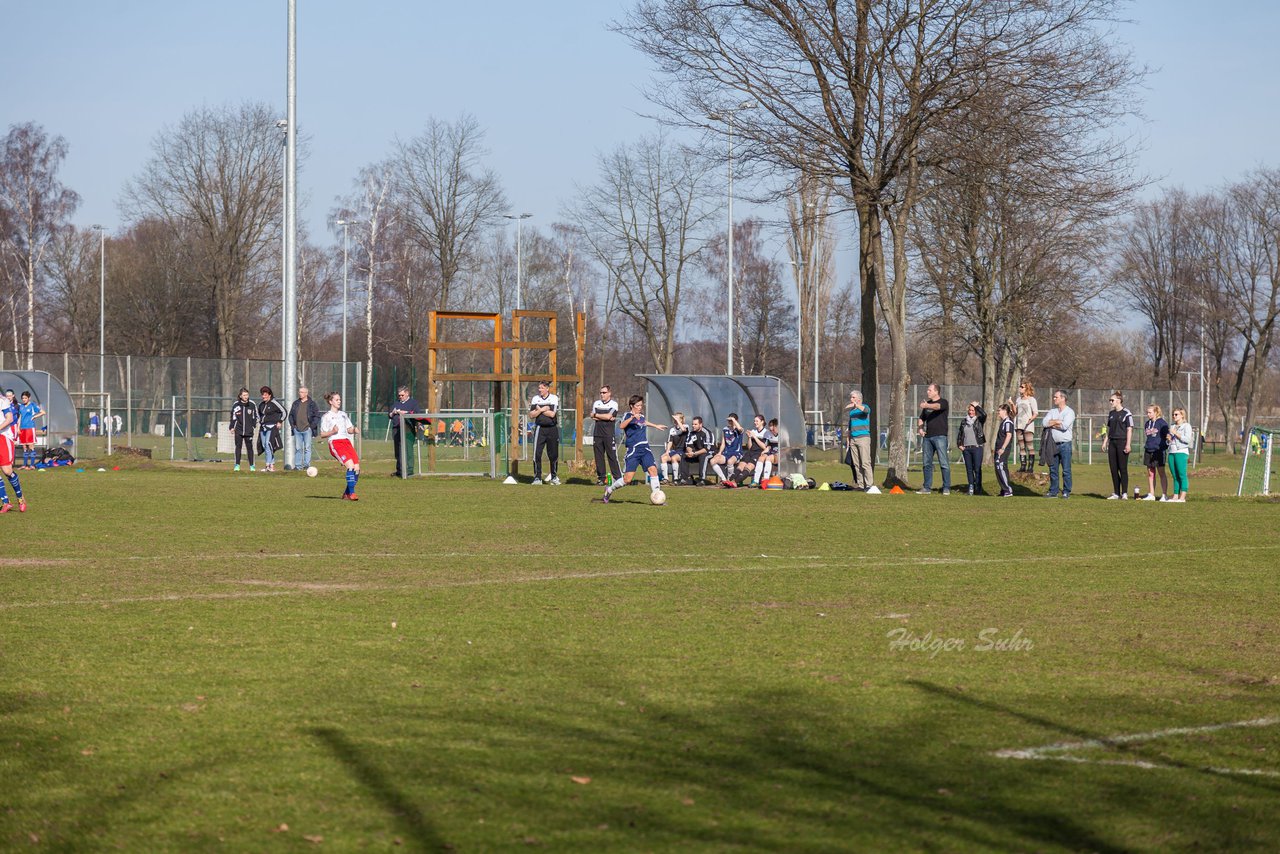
{"left": 1015, "top": 381, "right": 1038, "bottom": 473}
{"left": 319, "top": 392, "right": 362, "bottom": 501}
{"left": 1167, "top": 407, "right": 1193, "bottom": 502}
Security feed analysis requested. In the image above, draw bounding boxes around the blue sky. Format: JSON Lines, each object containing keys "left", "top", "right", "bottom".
{"left": 3, "top": 1, "right": 1278, "bottom": 250}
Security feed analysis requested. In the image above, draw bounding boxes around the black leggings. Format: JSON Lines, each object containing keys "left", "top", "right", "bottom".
{"left": 235, "top": 434, "right": 254, "bottom": 466}
{"left": 1108, "top": 443, "right": 1129, "bottom": 496}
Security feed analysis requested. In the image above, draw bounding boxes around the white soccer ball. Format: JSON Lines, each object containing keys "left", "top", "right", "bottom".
{"left": 306, "top": 466, "right": 318, "bottom": 478}
{"left": 650, "top": 489, "right": 666, "bottom": 506}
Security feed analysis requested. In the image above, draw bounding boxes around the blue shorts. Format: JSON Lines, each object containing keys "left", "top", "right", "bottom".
{"left": 663, "top": 449, "right": 684, "bottom": 459}
{"left": 625, "top": 444, "right": 656, "bottom": 472}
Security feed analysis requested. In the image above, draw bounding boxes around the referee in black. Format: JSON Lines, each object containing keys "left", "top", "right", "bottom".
{"left": 590, "top": 385, "right": 623, "bottom": 485}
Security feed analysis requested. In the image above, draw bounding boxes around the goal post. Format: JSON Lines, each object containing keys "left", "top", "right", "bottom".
{"left": 1237, "top": 426, "right": 1280, "bottom": 496}
{"left": 395, "top": 410, "right": 497, "bottom": 479}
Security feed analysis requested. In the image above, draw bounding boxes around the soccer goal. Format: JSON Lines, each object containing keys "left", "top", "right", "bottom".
{"left": 1237, "top": 426, "right": 1280, "bottom": 496}
{"left": 396, "top": 410, "right": 498, "bottom": 479}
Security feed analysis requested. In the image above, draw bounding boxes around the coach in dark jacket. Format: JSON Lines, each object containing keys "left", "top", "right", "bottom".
{"left": 389, "top": 386, "right": 421, "bottom": 478}
{"left": 289, "top": 386, "right": 322, "bottom": 470}
{"left": 256, "top": 386, "right": 287, "bottom": 471}
{"left": 229, "top": 387, "right": 258, "bottom": 471}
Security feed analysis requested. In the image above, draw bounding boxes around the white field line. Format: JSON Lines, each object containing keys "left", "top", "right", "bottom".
{"left": 993, "top": 717, "right": 1280, "bottom": 778}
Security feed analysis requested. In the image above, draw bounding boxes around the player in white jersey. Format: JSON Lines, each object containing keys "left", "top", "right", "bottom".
{"left": 753, "top": 418, "right": 781, "bottom": 485}
{"left": 320, "top": 391, "right": 362, "bottom": 501}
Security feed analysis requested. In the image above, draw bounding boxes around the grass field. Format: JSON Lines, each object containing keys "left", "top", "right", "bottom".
{"left": 2, "top": 452, "right": 1278, "bottom": 851}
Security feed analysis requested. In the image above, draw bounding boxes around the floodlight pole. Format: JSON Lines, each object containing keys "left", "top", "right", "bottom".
{"left": 282, "top": 0, "right": 299, "bottom": 468}
{"left": 337, "top": 218, "right": 353, "bottom": 404}
{"left": 792, "top": 260, "right": 804, "bottom": 412}
{"left": 504, "top": 213, "right": 533, "bottom": 311}
{"left": 713, "top": 101, "right": 753, "bottom": 375}
{"left": 93, "top": 224, "right": 106, "bottom": 448}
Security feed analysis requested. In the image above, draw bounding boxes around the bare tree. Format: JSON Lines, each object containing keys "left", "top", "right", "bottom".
{"left": 567, "top": 132, "right": 718, "bottom": 372}
{"left": 123, "top": 102, "right": 283, "bottom": 374}
{"left": 394, "top": 115, "right": 508, "bottom": 314}
{"left": 41, "top": 225, "right": 101, "bottom": 353}
{"left": 786, "top": 175, "right": 837, "bottom": 409}
{"left": 0, "top": 122, "right": 80, "bottom": 365}
{"left": 618, "top": 0, "right": 1144, "bottom": 484}
{"left": 701, "top": 217, "right": 793, "bottom": 376}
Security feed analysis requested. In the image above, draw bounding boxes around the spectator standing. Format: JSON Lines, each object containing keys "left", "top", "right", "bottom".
{"left": 1142, "top": 404, "right": 1170, "bottom": 501}
{"left": 1167, "top": 407, "right": 1192, "bottom": 502}
{"left": 843, "top": 390, "right": 874, "bottom": 490}
{"left": 1015, "top": 382, "right": 1038, "bottom": 473}
{"left": 389, "top": 386, "right": 421, "bottom": 478}
{"left": 1104, "top": 392, "right": 1134, "bottom": 500}
{"left": 529, "top": 381, "right": 560, "bottom": 485}
{"left": 956, "top": 401, "right": 987, "bottom": 495}
{"left": 1042, "top": 390, "right": 1076, "bottom": 499}
{"left": 590, "top": 385, "right": 622, "bottom": 485}
{"left": 916, "top": 384, "right": 951, "bottom": 495}
{"left": 257, "top": 386, "right": 287, "bottom": 472}
{"left": 289, "top": 386, "right": 321, "bottom": 472}
{"left": 229, "top": 388, "right": 258, "bottom": 472}
{"left": 993, "top": 403, "right": 1016, "bottom": 497}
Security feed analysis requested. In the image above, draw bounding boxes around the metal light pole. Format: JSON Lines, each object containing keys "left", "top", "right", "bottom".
{"left": 93, "top": 224, "right": 106, "bottom": 439}
{"left": 503, "top": 213, "right": 532, "bottom": 311}
{"left": 712, "top": 101, "right": 753, "bottom": 375}
{"left": 282, "top": 0, "right": 299, "bottom": 469}
{"left": 336, "top": 218, "right": 353, "bottom": 404}
{"left": 792, "top": 260, "right": 804, "bottom": 412}
{"left": 806, "top": 203, "right": 819, "bottom": 413}
{"left": 277, "top": 119, "right": 288, "bottom": 363}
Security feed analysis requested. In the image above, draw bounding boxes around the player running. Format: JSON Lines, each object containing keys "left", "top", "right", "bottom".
{"left": 0, "top": 390, "right": 26, "bottom": 513}
{"left": 319, "top": 391, "right": 362, "bottom": 501}
{"left": 600, "top": 394, "right": 667, "bottom": 503}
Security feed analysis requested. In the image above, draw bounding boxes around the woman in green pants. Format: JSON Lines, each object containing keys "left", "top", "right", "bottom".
{"left": 1167, "top": 407, "right": 1193, "bottom": 503}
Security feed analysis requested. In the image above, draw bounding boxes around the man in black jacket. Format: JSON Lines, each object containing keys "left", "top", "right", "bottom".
{"left": 289, "top": 386, "right": 322, "bottom": 471}
{"left": 389, "top": 386, "right": 421, "bottom": 478}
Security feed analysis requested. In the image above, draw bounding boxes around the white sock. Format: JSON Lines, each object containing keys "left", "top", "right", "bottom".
{"left": 662, "top": 462, "right": 670, "bottom": 480}
{"left": 761, "top": 459, "right": 772, "bottom": 481}
{"left": 713, "top": 464, "right": 727, "bottom": 481}
{"left": 649, "top": 475, "right": 660, "bottom": 491}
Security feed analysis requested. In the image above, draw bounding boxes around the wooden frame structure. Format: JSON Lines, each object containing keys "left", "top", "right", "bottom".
{"left": 425, "top": 309, "right": 586, "bottom": 476}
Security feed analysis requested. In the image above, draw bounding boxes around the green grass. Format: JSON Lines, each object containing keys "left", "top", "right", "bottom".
{"left": 2, "top": 453, "right": 1277, "bottom": 851}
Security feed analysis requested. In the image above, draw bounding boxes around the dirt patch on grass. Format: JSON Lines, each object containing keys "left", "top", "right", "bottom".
{"left": 235, "top": 579, "right": 367, "bottom": 591}
{"left": 0, "top": 557, "right": 73, "bottom": 567}
{"left": 1191, "top": 466, "right": 1235, "bottom": 478}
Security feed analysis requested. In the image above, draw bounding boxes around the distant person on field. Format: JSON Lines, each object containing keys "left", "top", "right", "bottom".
{"left": 1042, "top": 390, "right": 1076, "bottom": 499}
{"left": 843, "top": 390, "right": 873, "bottom": 490}
{"left": 0, "top": 394, "right": 27, "bottom": 512}
{"left": 956, "top": 400, "right": 987, "bottom": 495}
{"left": 256, "top": 386, "right": 287, "bottom": 472}
{"left": 993, "top": 403, "right": 1015, "bottom": 497}
{"left": 388, "top": 386, "right": 421, "bottom": 478}
{"left": 916, "top": 383, "right": 951, "bottom": 495}
{"left": 1168, "top": 407, "right": 1192, "bottom": 502}
{"left": 17, "top": 391, "right": 45, "bottom": 470}
{"left": 289, "top": 386, "right": 321, "bottom": 471}
{"left": 1142, "top": 404, "right": 1170, "bottom": 501}
{"left": 229, "top": 388, "right": 258, "bottom": 472}
{"left": 1015, "top": 381, "right": 1038, "bottom": 473}
{"left": 1104, "top": 392, "right": 1134, "bottom": 500}
{"left": 88, "top": 411, "right": 99, "bottom": 437}
{"left": 320, "top": 391, "right": 361, "bottom": 501}
{"left": 528, "top": 380, "right": 561, "bottom": 485}
{"left": 590, "top": 385, "right": 622, "bottom": 485}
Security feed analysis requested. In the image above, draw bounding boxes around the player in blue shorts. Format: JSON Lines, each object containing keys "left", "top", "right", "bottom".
{"left": 710, "top": 413, "right": 745, "bottom": 487}
{"left": 601, "top": 394, "right": 668, "bottom": 503}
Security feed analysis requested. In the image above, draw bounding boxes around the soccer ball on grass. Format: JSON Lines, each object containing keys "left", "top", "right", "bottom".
{"left": 650, "top": 489, "right": 666, "bottom": 506}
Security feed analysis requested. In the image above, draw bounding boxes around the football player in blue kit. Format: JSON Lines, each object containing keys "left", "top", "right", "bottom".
{"left": 600, "top": 395, "right": 668, "bottom": 503}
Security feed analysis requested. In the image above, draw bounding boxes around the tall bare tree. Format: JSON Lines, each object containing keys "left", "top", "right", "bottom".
{"left": 567, "top": 132, "right": 718, "bottom": 372}
{"left": 786, "top": 175, "right": 837, "bottom": 410}
{"left": 702, "top": 217, "right": 793, "bottom": 376}
{"left": 123, "top": 102, "right": 283, "bottom": 373}
{"left": 619, "top": 0, "right": 1143, "bottom": 484}
{"left": 41, "top": 225, "right": 101, "bottom": 353}
{"left": 394, "top": 115, "right": 508, "bottom": 314}
{"left": 0, "top": 122, "right": 80, "bottom": 365}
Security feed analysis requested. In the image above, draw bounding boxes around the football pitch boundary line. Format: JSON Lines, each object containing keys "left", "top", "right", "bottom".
{"left": 993, "top": 717, "right": 1280, "bottom": 778}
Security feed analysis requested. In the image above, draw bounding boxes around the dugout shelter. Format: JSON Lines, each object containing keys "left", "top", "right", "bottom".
{"left": 637, "top": 374, "right": 806, "bottom": 478}
{"left": 0, "top": 370, "right": 77, "bottom": 449}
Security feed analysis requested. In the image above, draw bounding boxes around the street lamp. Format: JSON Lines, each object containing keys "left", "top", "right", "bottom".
{"left": 792, "top": 260, "right": 805, "bottom": 412}
{"left": 92, "top": 224, "right": 106, "bottom": 431}
{"left": 503, "top": 213, "right": 533, "bottom": 311}
{"left": 336, "top": 218, "right": 356, "bottom": 404}
{"left": 710, "top": 101, "right": 754, "bottom": 375}
{"left": 806, "top": 202, "right": 819, "bottom": 412}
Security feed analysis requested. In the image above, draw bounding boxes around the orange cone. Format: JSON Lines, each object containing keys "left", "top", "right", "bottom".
{"left": 889, "top": 484, "right": 905, "bottom": 494}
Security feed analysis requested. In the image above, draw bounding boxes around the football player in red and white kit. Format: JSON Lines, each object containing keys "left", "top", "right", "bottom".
{"left": 320, "top": 391, "right": 361, "bottom": 501}
{"left": 0, "top": 389, "right": 26, "bottom": 512}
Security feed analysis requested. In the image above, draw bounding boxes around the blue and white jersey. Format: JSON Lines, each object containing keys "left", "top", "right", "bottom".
{"left": 1, "top": 401, "right": 18, "bottom": 441}
{"left": 18, "top": 402, "right": 41, "bottom": 429}
{"left": 721, "top": 426, "right": 743, "bottom": 457}
{"left": 623, "top": 413, "right": 651, "bottom": 448}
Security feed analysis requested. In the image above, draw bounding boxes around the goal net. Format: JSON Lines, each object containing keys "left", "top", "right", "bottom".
{"left": 395, "top": 410, "right": 497, "bottom": 479}
{"left": 1237, "top": 426, "right": 1280, "bottom": 496}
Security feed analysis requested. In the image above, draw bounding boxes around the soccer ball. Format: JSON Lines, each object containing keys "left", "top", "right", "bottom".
{"left": 306, "top": 466, "right": 318, "bottom": 478}
{"left": 650, "top": 489, "right": 667, "bottom": 506}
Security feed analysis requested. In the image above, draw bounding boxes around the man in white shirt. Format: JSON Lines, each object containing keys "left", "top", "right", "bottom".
{"left": 1043, "top": 389, "right": 1076, "bottom": 499}
{"left": 529, "top": 381, "right": 561, "bottom": 485}
{"left": 590, "top": 385, "right": 622, "bottom": 485}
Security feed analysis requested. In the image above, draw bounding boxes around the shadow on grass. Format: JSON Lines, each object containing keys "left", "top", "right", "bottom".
{"left": 307, "top": 726, "right": 449, "bottom": 851}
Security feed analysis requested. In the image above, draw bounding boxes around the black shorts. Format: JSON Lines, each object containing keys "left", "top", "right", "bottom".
{"left": 1143, "top": 449, "right": 1165, "bottom": 468}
